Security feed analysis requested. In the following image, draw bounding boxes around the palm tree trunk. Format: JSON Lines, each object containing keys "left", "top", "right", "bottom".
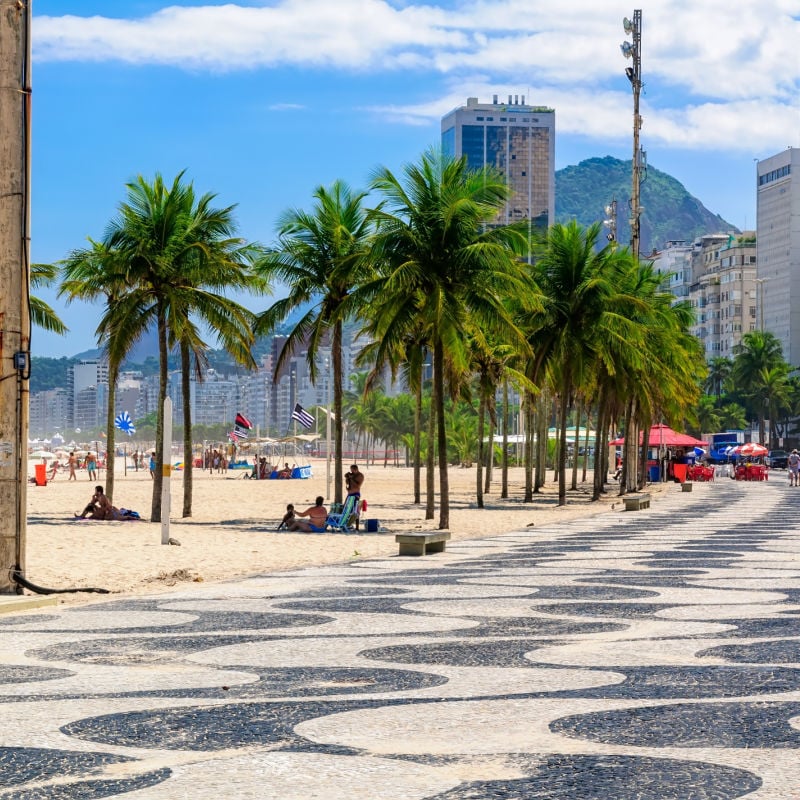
{"left": 426, "top": 384, "right": 435, "bottom": 520}
{"left": 104, "top": 363, "right": 118, "bottom": 504}
{"left": 180, "top": 342, "right": 193, "bottom": 518}
{"left": 524, "top": 389, "right": 533, "bottom": 502}
{"left": 558, "top": 386, "right": 569, "bottom": 506}
{"left": 434, "top": 342, "right": 449, "bottom": 529}
{"left": 571, "top": 397, "right": 581, "bottom": 490}
{"left": 333, "top": 321, "right": 344, "bottom": 505}
{"left": 476, "top": 390, "right": 486, "bottom": 509}
{"left": 484, "top": 409, "right": 494, "bottom": 495}
{"left": 413, "top": 377, "right": 422, "bottom": 504}
{"left": 501, "top": 378, "right": 509, "bottom": 499}
{"left": 151, "top": 305, "right": 168, "bottom": 523}
{"left": 535, "top": 392, "right": 547, "bottom": 491}
{"left": 582, "top": 408, "right": 591, "bottom": 484}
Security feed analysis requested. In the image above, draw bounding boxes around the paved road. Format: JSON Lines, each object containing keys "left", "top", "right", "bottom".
{"left": 1, "top": 479, "right": 799, "bottom": 799}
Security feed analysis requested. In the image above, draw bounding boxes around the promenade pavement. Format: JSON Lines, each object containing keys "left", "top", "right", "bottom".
{"left": 1, "top": 478, "right": 800, "bottom": 798}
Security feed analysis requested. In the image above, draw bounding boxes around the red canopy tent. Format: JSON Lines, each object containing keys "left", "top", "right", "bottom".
{"left": 609, "top": 423, "right": 708, "bottom": 448}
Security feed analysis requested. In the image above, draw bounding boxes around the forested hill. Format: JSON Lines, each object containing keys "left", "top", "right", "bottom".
{"left": 555, "top": 156, "right": 739, "bottom": 255}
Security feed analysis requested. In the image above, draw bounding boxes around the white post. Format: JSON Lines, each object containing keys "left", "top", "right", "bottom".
{"left": 326, "top": 369, "right": 332, "bottom": 501}
{"left": 160, "top": 397, "right": 172, "bottom": 544}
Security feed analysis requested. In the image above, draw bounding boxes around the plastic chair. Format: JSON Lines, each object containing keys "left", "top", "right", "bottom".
{"left": 325, "top": 494, "right": 358, "bottom": 532}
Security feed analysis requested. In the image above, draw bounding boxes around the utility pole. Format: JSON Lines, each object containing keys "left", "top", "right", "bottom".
{"left": 0, "top": 0, "right": 32, "bottom": 594}
{"left": 622, "top": 10, "right": 643, "bottom": 260}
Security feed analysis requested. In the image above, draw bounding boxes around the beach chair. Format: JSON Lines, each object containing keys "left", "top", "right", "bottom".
{"left": 325, "top": 494, "right": 359, "bottom": 532}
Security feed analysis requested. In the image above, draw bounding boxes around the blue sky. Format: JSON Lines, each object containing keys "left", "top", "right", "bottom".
{"left": 31, "top": 0, "right": 800, "bottom": 357}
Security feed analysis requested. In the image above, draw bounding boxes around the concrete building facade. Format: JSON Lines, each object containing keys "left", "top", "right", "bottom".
{"left": 756, "top": 148, "right": 800, "bottom": 364}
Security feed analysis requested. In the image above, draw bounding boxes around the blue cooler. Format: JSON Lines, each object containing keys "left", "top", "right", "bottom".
{"left": 366, "top": 519, "right": 380, "bottom": 533}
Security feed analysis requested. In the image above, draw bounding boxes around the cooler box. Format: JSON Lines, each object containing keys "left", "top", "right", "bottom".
{"left": 366, "top": 519, "right": 380, "bottom": 533}
{"left": 34, "top": 463, "right": 47, "bottom": 486}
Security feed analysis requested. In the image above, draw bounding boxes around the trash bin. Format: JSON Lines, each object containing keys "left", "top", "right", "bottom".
{"left": 34, "top": 463, "right": 47, "bottom": 486}
{"left": 366, "top": 518, "right": 380, "bottom": 533}
{"left": 648, "top": 465, "right": 660, "bottom": 482}
{"left": 673, "top": 463, "right": 688, "bottom": 483}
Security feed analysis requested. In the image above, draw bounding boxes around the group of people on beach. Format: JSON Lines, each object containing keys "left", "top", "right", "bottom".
{"left": 280, "top": 464, "right": 364, "bottom": 532}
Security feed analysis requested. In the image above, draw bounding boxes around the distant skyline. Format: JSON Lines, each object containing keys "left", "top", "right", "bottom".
{"left": 30, "top": 1, "right": 800, "bottom": 357}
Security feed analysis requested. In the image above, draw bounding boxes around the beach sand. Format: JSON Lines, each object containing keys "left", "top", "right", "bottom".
{"left": 22, "top": 458, "right": 670, "bottom": 605}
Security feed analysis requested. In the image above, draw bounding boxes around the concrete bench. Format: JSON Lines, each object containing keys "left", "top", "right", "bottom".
{"left": 624, "top": 493, "right": 651, "bottom": 511}
{"left": 396, "top": 531, "right": 451, "bottom": 556}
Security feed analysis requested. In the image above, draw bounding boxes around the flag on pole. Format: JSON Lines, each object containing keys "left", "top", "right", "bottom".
{"left": 234, "top": 412, "right": 252, "bottom": 438}
{"left": 235, "top": 412, "right": 252, "bottom": 429}
{"left": 291, "top": 403, "right": 314, "bottom": 430}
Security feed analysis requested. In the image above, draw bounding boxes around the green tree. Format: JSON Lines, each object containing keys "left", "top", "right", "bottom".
{"left": 100, "top": 171, "right": 263, "bottom": 521}
{"left": 257, "top": 180, "right": 373, "bottom": 504}
{"left": 364, "top": 149, "right": 529, "bottom": 528}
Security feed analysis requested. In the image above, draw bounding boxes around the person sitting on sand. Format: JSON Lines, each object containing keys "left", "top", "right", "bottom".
{"left": 288, "top": 496, "right": 328, "bottom": 532}
{"left": 278, "top": 462, "right": 293, "bottom": 479}
{"left": 75, "top": 485, "right": 113, "bottom": 520}
{"left": 278, "top": 503, "right": 295, "bottom": 530}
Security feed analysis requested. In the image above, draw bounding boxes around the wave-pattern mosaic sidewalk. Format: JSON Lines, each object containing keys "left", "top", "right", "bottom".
{"left": 1, "top": 480, "right": 800, "bottom": 798}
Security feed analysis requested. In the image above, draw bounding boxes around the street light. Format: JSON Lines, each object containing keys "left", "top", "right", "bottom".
{"left": 621, "top": 10, "right": 643, "bottom": 259}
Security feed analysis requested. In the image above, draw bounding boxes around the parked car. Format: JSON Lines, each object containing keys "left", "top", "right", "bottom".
{"left": 766, "top": 450, "right": 789, "bottom": 469}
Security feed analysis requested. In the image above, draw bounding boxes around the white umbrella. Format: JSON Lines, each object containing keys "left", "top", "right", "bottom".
{"left": 29, "top": 450, "right": 55, "bottom": 460}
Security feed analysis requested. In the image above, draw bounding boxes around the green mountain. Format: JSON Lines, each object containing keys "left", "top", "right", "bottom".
{"left": 555, "top": 156, "right": 739, "bottom": 255}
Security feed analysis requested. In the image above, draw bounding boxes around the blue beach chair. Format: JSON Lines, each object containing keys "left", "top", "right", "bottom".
{"left": 325, "top": 494, "right": 359, "bottom": 532}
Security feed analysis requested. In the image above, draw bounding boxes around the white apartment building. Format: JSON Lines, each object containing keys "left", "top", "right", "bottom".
{"left": 757, "top": 148, "right": 800, "bottom": 364}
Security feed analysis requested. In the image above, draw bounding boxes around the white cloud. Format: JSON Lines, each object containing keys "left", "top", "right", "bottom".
{"left": 33, "top": 1, "right": 800, "bottom": 151}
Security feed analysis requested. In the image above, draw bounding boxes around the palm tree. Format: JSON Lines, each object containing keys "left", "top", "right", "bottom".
{"left": 528, "top": 221, "right": 633, "bottom": 505}
{"left": 256, "top": 180, "right": 373, "bottom": 505}
{"left": 363, "top": 149, "right": 530, "bottom": 529}
{"left": 59, "top": 241, "right": 130, "bottom": 503}
{"left": 31, "top": 263, "right": 67, "bottom": 334}
{"left": 101, "top": 171, "right": 264, "bottom": 521}
{"left": 733, "top": 330, "right": 786, "bottom": 443}
{"left": 705, "top": 356, "right": 733, "bottom": 399}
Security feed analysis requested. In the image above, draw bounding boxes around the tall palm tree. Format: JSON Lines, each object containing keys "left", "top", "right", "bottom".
{"left": 256, "top": 180, "right": 373, "bottom": 505}
{"left": 733, "top": 330, "right": 786, "bottom": 443}
{"left": 363, "top": 149, "right": 530, "bottom": 529}
{"left": 101, "top": 171, "right": 264, "bottom": 521}
{"left": 59, "top": 241, "right": 130, "bottom": 503}
{"left": 528, "top": 221, "right": 632, "bottom": 505}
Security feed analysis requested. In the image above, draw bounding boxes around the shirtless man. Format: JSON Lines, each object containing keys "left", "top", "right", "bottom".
{"left": 288, "top": 496, "right": 328, "bottom": 532}
{"left": 345, "top": 464, "right": 364, "bottom": 497}
{"left": 76, "top": 485, "right": 113, "bottom": 519}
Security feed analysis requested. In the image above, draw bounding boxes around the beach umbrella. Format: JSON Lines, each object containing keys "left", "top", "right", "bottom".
{"left": 29, "top": 450, "right": 54, "bottom": 460}
{"left": 114, "top": 411, "right": 136, "bottom": 436}
{"left": 609, "top": 424, "right": 708, "bottom": 447}
{"left": 739, "top": 442, "right": 767, "bottom": 457}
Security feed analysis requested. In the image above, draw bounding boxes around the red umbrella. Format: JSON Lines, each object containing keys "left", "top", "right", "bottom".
{"left": 609, "top": 424, "right": 708, "bottom": 448}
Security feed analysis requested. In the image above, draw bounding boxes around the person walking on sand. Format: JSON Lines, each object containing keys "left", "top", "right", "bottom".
{"left": 789, "top": 449, "right": 800, "bottom": 486}
{"left": 86, "top": 452, "right": 97, "bottom": 481}
{"left": 67, "top": 452, "right": 77, "bottom": 481}
{"left": 149, "top": 452, "right": 156, "bottom": 479}
{"left": 288, "top": 496, "right": 328, "bottom": 532}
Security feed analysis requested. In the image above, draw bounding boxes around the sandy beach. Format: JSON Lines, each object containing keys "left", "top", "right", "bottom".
{"left": 22, "top": 458, "right": 670, "bottom": 604}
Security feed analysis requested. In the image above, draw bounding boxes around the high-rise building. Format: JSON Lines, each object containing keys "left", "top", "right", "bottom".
{"left": 756, "top": 148, "right": 800, "bottom": 363}
{"left": 441, "top": 95, "right": 555, "bottom": 229}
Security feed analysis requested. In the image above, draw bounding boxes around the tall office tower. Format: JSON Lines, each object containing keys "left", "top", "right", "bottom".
{"left": 441, "top": 95, "right": 555, "bottom": 229}
{"left": 757, "top": 148, "right": 800, "bottom": 363}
